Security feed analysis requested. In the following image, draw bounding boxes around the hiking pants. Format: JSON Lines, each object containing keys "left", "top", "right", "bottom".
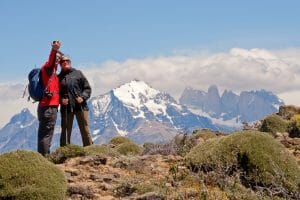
{"left": 37, "top": 106, "right": 57, "bottom": 156}
{"left": 60, "top": 110, "right": 93, "bottom": 147}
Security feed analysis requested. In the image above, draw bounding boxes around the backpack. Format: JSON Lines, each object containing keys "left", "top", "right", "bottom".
{"left": 28, "top": 68, "right": 44, "bottom": 101}
{"left": 27, "top": 67, "right": 56, "bottom": 102}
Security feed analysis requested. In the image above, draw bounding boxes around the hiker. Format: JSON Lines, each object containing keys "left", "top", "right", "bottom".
{"left": 37, "top": 41, "right": 61, "bottom": 156}
{"left": 58, "top": 55, "right": 93, "bottom": 147}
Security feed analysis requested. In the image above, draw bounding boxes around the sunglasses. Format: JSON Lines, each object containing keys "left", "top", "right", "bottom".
{"left": 60, "top": 60, "right": 70, "bottom": 63}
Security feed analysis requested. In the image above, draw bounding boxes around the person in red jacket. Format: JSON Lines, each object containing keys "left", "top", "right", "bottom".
{"left": 37, "top": 41, "right": 61, "bottom": 156}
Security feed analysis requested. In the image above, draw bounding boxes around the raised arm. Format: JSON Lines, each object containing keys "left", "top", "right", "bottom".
{"left": 44, "top": 41, "right": 61, "bottom": 69}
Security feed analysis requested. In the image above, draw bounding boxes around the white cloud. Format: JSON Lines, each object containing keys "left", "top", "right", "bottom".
{"left": 0, "top": 84, "right": 37, "bottom": 128}
{"left": 1, "top": 47, "right": 300, "bottom": 128}
{"left": 82, "top": 47, "right": 300, "bottom": 101}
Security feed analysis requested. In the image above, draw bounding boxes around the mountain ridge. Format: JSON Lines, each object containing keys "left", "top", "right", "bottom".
{"left": 179, "top": 85, "right": 284, "bottom": 123}
{"left": 0, "top": 80, "right": 283, "bottom": 152}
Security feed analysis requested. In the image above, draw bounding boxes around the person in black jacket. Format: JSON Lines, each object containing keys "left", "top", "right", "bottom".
{"left": 58, "top": 55, "right": 93, "bottom": 146}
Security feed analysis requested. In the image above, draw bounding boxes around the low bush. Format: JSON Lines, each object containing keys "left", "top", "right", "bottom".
{"left": 109, "top": 136, "right": 133, "bottom": 146}
{"left": 84, "top": 144, "right": 120, "bottom": 157}
{"left": 173, "top": 133, "right": 198, "bottom": 156}
{"left": 109, "top": 136, "right": 143, "bottom": 156}
{"left": 259, "top": 114, "right": 288, "bottom": 134}
{"left": 288, "top": 114, "right": 300, "bottom": 137}
{"left": 115, "top": 142, "right": 143, "bottom": 156}
{"left": 185, "top": 131, "right": 300, "bottom": 199}
{"left": 48, "top": 144, "right": 86, "bottom": 164}
{"left": 192, "top": 129, "right": 221, "bottom": 141}
{"left": 0, "top": 150, "right": 67, "bottom": 199}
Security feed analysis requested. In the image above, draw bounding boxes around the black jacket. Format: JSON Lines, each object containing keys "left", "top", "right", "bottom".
{"left": 58, "top": 68, "right": 91, "bottom": 112}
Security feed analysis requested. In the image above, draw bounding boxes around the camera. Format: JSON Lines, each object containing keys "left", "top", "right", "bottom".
{"left": 44, "top": 90, "right": 53, "bottom": 98}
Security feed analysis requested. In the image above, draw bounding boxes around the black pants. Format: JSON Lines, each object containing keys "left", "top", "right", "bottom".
{"left": 37, "top": 106, "right": 57, "bottom": 156}
{"left": 60, "top": 110, "right": 93, "bottom": 147}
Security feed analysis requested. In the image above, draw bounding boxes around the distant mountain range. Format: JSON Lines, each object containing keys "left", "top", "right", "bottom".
{"left": 179, "top": 85, "right": 283, "bottom": 125}
{"left": 0, "top": 80, "right": 284, "bottom": 153}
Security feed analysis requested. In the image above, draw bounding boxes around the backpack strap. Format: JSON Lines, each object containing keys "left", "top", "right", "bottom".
{"left": 43, "top": 68, "right": 56, "bottom": 93}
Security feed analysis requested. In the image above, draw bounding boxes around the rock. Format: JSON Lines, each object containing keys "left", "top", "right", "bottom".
{"left": 290, "top": 138, "right": 300, "bottom": 145}
{"left": 103, "top": 176, "right": 113, "bottom": 183}
{"left": 79, "top": 155, "right": 107, "bottom": 166}
{"left": 274, "top": 132, "right": 284, "bottom": 138}
{"left": 113, "top": 159, "right": 129, "bottom": 169}
{"left": 68, "top": 185, "right": 95, "bottom": 199}
{"left": 89, "top": 174, "right": 102, "bottom": 181}
{"left": 165, "top": 183, "right": 172, "bottom": 187}
{"left": 99, "top": 183, "right": 114, "bottom": 191}
{"left": 65, "top": 169, "right": 79, "bottom": 176}
{"left": 100, "top": 195, "right": 116, "bottom": 200}
{"left": 113, "top": 183, "right": 136, "bottom": 197}
{"left": 113, "top": 173, "right": 121, "bottom": 178}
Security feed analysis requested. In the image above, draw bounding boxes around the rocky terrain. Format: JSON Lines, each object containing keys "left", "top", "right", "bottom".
{"left": 1, "top": 105, "right": 300, "bottom": 200}
{"left": 54, "top": 129, "right": 300, "bottom": 200}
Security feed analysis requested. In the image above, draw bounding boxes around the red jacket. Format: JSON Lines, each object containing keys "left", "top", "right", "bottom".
{"left": 38, "top": 49, "right": 60, "bottom": 107}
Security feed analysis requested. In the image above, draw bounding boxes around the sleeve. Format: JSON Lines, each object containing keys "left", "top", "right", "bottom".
{"left": 42, "top": 49, "right": 57, "bottom": 72}
{"left": 79, "top": 70, "right": 92, "bottom": 100}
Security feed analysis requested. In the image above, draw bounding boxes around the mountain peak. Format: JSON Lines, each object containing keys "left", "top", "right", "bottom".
{"left": 21, "top": 108, "right": 31, "bottom": 114}
{"left": 9, "top": 108, "right": 36, "bottom": 126}
{"left": 113, "top": 80, "right": 160, "bottom": 107}
{"left": 207, "top": 85, "right": 220, "bottom": 98}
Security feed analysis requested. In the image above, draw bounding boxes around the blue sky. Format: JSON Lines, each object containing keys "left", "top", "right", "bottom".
{"left": 0, "top": 0, "right": 300, "bottom": 127}
{"left": 0, "top": 0, "right": 299, "bottom": 82}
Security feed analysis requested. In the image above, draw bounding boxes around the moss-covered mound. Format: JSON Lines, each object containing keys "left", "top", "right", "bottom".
{"left": 109, "top": 136, "right": 143, "bottom": 156}
{"left": 0, "top": 150, "right": 67, "bottom": 200}
{"left": 185, "top": 131, "right": 300, "bottom": 198}
{"left": 259, "top": 114, "right": 289, "bottom": 134}
{"left": 48, "top": 144, "right": 86, "bottom": 164}
{"left": 109, "top": 136, "right": 133, "bottom": 146}
{"left": 192, "top": 129, "right": 222, "bottom": 141}
{"left": 115, "top": 142, "right": 143, "bottom": 156}
{"left": 84, "top": 144, "right": 120, "bottom": 157}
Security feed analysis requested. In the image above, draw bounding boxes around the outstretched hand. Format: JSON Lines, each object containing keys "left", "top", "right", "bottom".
{"left": 52, "top": 41, "right": 61, "bottom": 51}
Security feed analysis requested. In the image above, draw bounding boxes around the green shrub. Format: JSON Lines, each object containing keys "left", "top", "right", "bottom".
{"left": 0, "top": 150, "right": 67, "bottom": 200}
{"left": 259, "top": 114, "right": 288, "bottom": 134}
{"left": 173, "top": 134, "right": 198, "bottom": 156}
{"left": 192, "top": 129, "right": 220, "bottom": 141}
{"left": 288, "top": 114, "right": 300, "bottom": 137}
{"left": 224, "top": 182, "right": 263, "bottom": 200}
{"left": 48, "top": 144, "right": 85, "bottom": 164}
{"left": 115, "top": 142, "right": 143, "bottom": 156}
{"left": 84, "top": 144, "right": 119, "bottom": 157}
{"left": 185, "top": 131, "right": 300, "bottom": 198}
{"left": 109, "top": 136, "right": 133, "bottom": 146}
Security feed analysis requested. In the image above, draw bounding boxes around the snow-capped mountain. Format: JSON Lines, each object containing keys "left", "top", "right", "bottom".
{"left": 0, "top": 108, "right": 38, "bottom": 152}
{"left": 89, "top": 80, "right": 217, "bottom": 144}
{"left": 0, "top": 80, "right": 283, "bottom": 153}
{"left": 0, "top": 108, "right": 83, "bottom": 153}
{"left": 179, "top": 85, "right": 284, "bottom": 127}
{"left": 0, "top": 80, "right": 219, "bottom": 152}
